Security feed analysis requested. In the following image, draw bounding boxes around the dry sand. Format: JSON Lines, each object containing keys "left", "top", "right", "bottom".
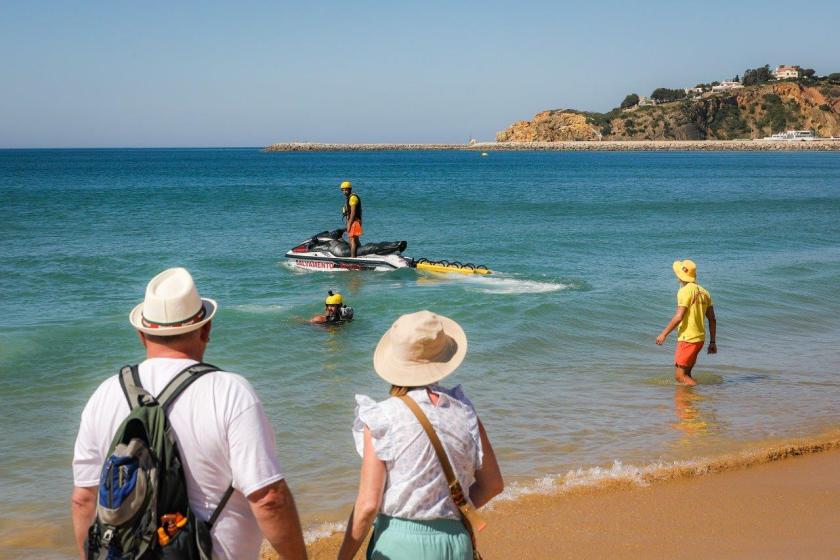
{"left": 290, "top": 445, "right": 840, "bottom": 559}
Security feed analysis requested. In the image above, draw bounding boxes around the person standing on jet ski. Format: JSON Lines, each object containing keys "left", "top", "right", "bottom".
{"left": 310, "top": 291, "right": 354, "bottom": 325}
{"left": 340, "top": 181, "right": 363, "bottom": 257}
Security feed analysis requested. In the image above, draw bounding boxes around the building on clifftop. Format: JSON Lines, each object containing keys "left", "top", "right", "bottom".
{"left": 712, "top": 80, "right": 744, "bottom": 92}
{"left": 772, "top": 65, "right": 800, "bottom": 79}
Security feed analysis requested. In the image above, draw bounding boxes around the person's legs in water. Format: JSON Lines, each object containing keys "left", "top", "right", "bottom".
{"left": 675, "top": 364, "right": 697, "bottom": 386}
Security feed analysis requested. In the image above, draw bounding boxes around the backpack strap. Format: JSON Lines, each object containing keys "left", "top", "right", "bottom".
{"left": 156, "top": 362, "right": 219, "bottom": 411}
{"left": 119, "top": 365, "right": 154, "bottom": 410}
{"left": 397, "top": 395, "right": 487, "bottom": 541}
{"left": 208, "top": 484, "right": 235, "bottom": 529}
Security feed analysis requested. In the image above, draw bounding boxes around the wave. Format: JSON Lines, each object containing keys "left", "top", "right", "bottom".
{"left": 303, "top": 521, "right": 347, "bottom": 545}
{"left": 492, "top": 432, "right": 840, "bottom": 504}
{"left": 229, "top": 303, "right": 288, "bottom": 314}
{"left": 460, "top": 275, "right": 571, "bottom": 295}
{"left": 299, "top": 431, "right": 840, "bottom": 548}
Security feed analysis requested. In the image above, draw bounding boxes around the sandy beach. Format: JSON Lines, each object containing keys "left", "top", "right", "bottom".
{"left": 264, "top": 140, "right": 840, "bottom": 152}
{"left": 288, "top": 438, "right": 840, "bottom": 559}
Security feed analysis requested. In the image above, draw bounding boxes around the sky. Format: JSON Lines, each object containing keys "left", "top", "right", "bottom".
{"left": 1, "top": 0, "right": 838, "bottom": 147}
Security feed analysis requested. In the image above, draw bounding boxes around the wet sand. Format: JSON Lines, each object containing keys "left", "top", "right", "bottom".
{"left": 289, "top": 446, "right": 840, "bottom": 559}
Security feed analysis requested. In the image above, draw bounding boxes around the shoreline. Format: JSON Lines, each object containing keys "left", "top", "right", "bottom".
{"left": 265, "top": 430, "right": 840, "bottom": 559}
{"left": 265, "top": 140, "right": 840, "bottom": 152}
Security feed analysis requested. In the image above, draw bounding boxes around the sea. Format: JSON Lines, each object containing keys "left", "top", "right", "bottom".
{"left": 1, "top": 148, "right": 839, "bottom": 557}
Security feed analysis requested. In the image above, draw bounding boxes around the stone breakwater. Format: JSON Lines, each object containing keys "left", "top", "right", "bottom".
{"left": 265, "top": 140, "right": 840, "bottom": 152}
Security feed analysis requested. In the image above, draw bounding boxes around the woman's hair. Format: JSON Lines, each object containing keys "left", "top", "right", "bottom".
{"left": 389, "top": 385, "right": 423, "bottom": 397}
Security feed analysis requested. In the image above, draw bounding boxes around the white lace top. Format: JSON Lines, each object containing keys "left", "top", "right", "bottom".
{"left": 353, "top": 384, "right": 484, "bottom": 520}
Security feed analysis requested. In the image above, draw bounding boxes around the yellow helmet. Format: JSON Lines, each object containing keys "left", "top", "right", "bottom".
{"left": 325, "top": 291, "right": 343, "bottom": 305}
{"left": 340, "top": 181, "right": 352, "bottom": 190}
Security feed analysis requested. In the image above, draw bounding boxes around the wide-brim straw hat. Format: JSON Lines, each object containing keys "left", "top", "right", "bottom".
{"left": 672, "top": 259, "right": 697, "bottom": 283}
{"left": 374, "top": 310, "right": 467, "bottom": 387}
{"left": 129, "top": 267, "right": 217, "bottom": 336}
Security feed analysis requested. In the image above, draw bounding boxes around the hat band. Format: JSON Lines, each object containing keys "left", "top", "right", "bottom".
{"left": 142, "top": 305, "right": 206, "bottom": 329}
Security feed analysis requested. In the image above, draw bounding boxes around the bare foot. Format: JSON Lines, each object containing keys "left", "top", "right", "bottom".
{"left": 676, "top": 374, "right": 698, "bottom": 386}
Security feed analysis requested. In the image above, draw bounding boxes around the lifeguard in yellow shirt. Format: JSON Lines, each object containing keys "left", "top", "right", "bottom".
{"left": 656, "top": 259, "right": 718, "bottom": 386}
{"left": 340, "top": 181, "right": 363, "bottom": 258}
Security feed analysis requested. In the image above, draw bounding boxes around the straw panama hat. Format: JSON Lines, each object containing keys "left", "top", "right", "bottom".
{"left": 373, "top": 310, "right": 468, "bottom": 387}
{"left": 672, "top": 259, "right": 697, "bottom": 283}
{"left": 129, "top": 267, "right": 217, "bottom": 336}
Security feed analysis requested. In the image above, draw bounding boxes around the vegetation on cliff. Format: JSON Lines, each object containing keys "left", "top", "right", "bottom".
{"left": 497, "top": 68, "right": 840, "bottom": 142}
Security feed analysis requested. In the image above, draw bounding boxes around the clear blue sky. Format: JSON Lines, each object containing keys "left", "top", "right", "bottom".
{"left": 1, "top": 0, "right": 837, "bottom": 147}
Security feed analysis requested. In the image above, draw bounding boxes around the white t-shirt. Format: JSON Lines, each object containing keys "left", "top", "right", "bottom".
{"left": 73, "top": 358, "right": 284, "bottom": 560}
{"left": 352, "top": 385, "right": 483, "bottom": 520}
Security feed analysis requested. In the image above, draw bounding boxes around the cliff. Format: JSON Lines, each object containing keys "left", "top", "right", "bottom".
{"left": 497, "top": 81, "right": 840, "bottom": 141}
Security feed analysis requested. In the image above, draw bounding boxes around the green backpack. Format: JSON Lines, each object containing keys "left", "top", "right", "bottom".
{"left": 86, "top": 363, "right": 233, "bottom": 560}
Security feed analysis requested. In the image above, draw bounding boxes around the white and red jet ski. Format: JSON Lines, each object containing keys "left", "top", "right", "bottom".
{"left": 285, "top": 229, "right": 410, "bottom": 271}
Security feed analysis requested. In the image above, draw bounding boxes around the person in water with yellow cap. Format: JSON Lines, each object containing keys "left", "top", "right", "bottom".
{"left": 340, "top": 181, "right": 363, "bottom": 257}
{"left": 656, "top": 259, "right": 717, "bottom": 386}
{"left": 310, "top": 291, "right": 354, "bottom": 325}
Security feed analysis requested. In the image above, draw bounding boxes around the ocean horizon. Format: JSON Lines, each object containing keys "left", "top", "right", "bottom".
{"left": 1, "top": 148, "right": 839, "bottom": 557}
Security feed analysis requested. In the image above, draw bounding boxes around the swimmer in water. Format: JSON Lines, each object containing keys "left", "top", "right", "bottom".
{"left": 310, "top": 291, "right": 354, "bottom": 325}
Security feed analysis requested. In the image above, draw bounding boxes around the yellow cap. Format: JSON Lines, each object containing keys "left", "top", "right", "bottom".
{"left": 325, "top": 292, "right": 343, "bottom": 305}
{"left": 340, "top": 181, "right": 352, "bottom": 190}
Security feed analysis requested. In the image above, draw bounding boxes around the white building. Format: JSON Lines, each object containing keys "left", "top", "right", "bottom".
{"left": 684, "top": 87, "right": 704, "bottom": 95}
{"left": 773, "top": 65, "right": 799, "bottom": 80}
{"left": 712, "top": 81, "right": 744, "bottom": 92}
{"left": 637, "top": 96, "right": 657, "bottom": 107}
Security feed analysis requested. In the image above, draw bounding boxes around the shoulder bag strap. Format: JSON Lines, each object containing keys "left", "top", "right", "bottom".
{"left": 397, "top": 395, "right": 487, "bottom": 535}
{"left": 118, "top": 365, "right": 154, "bottom": 410}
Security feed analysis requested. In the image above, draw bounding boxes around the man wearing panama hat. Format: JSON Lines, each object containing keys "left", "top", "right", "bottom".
{"left": 71, "top": 267, "right": 306, "bottom": 559}
{"left": 656, "top": 259, "right": 718, "bottom": 386}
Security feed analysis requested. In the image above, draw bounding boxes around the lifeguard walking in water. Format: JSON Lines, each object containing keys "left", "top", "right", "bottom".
{"left": 340, "top": 181, "right": 363, "bottom": 257}
{"left": 656, "top": 259, "right": 718, "bottom": 386}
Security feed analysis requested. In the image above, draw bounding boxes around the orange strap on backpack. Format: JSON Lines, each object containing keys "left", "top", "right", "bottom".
{"left": 398, "top": 395, "right": 486, "bottom": 558}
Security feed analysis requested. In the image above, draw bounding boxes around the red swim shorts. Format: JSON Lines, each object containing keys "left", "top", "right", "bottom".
{"left": 347, "top": 220, "right": 363, "bottom": 237}
{"left": 675, "top": 341, "right": 704, "bottom": 368}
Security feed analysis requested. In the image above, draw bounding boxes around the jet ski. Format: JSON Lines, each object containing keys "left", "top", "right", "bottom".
{"left": 285, "top": 229, "right": 410, "bottom": 271}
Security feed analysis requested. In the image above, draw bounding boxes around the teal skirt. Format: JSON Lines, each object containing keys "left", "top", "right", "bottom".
{"left": 367, "top": 515, "right": 473, "bottom": 560}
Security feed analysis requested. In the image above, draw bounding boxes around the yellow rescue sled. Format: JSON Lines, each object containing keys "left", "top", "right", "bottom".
{"left": 412, "top": 258, "right": 492, "bottom": 275}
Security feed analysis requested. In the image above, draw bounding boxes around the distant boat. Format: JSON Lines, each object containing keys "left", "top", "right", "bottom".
{"left": 481, "top": 152, "right": 489, "bottom": 156}
{"left": 763, "top": 130, "right": 817, "bottom": 141}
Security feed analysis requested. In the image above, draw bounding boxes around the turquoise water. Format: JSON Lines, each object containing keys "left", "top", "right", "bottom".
{"left": 2, "top": 149, "right": 840, "bottom": 555}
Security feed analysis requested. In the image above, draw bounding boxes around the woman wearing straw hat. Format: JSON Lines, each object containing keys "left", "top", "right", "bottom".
{"left": 338, "top": 311, "right": 503, "bottom": 560}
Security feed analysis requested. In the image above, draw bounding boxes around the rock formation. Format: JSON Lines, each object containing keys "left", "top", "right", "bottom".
{"left": 496, "top": 81, "right": 840, "bottom": 141}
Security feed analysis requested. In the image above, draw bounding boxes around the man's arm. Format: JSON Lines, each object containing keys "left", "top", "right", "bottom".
{"left": 71, "top": 486, "right": 97, "bottom": 559}
{"left": 656, "top": 306, "right": 686, "bottom": 345}
{"left": 706, "top": 306, "right": 717, "bottom": 354}
{"left": 248, "top": 480, "right": 307, "bottom": 560}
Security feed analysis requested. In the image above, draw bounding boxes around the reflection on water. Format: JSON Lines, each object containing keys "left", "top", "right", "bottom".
{"left": 672, "top": 386, "right": 718, "bottom": 445}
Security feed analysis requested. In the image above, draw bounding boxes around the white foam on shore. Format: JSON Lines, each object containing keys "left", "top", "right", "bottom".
{"left": 492, "top": 434, "right": 840, "bottom": 506}
{"left": 303, "top": 521, "right": 347, "bottom": 544}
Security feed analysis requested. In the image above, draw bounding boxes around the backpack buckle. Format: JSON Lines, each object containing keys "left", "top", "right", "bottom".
{"left": 101, "top": 528, "right": 114, "bottom": 545}
{"left": 139, "top": 394, "right": 158, "bottom": 407}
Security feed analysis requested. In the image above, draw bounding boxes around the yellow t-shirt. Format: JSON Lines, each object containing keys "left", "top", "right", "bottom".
{"left": 676, "top": 283, "right": 713, "bottom": 343}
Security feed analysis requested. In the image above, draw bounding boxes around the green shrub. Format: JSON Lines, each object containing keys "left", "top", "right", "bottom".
{"left": 819, "top": 104, "right": 832, "bottom": 111}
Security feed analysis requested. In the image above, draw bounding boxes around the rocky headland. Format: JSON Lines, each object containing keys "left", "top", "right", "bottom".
{"left": 497, "top": 81, "right": 840, "bottom": 142}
